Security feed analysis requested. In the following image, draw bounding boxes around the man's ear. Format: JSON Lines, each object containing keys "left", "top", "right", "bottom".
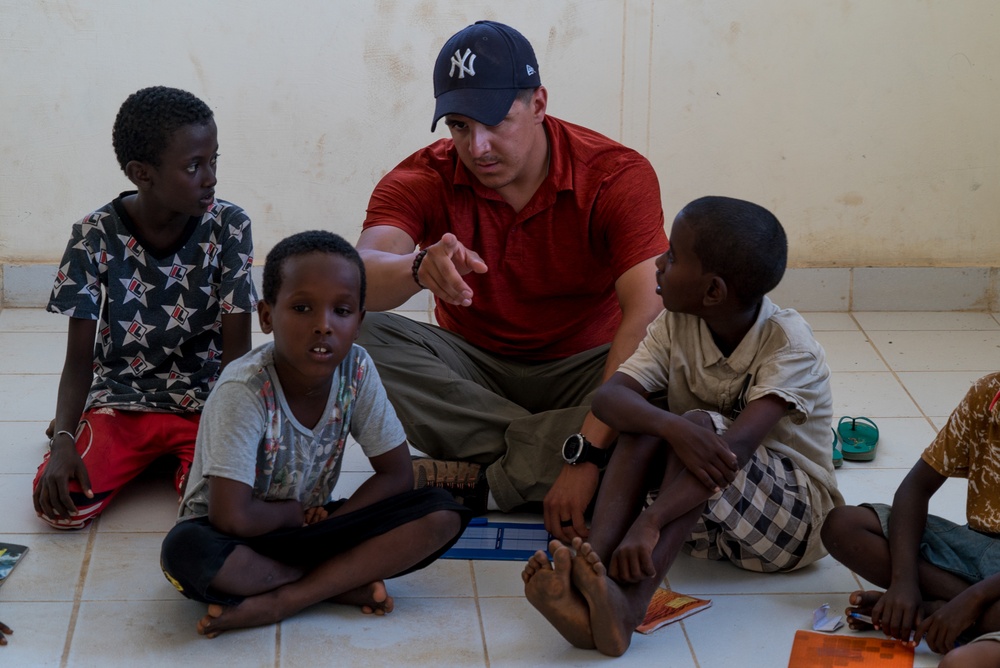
{"left": 257, "top": 300, "right": 273, "bottom": 334}
{"left": 704, "top": 275, "right": 727, "bottom": 307}
{"left": 531, "top": 86, "right": 548, "bottom": 121}
{"left": 125, "top": 160, "right": 152, "bottom": 190}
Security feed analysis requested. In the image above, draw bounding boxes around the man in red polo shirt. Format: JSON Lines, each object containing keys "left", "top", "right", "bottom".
{"left": 356, "top": 20, "right": 668, "bottom": 541}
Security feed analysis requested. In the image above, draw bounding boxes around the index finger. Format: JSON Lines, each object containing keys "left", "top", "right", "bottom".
{"left": 422, "top": 254, "right": 473, "bottom": 305}
{"left": 870, "top": 597, "right": 886, "bottom": 629}
{"left": 912, "top": 616, "right": 932, "bottom": 647}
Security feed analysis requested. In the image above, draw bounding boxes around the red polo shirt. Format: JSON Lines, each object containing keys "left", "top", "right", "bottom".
{"left": 364, "top": 115, "right": 667, "bottom": 360}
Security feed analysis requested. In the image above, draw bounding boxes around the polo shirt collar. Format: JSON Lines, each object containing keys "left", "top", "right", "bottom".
{"left": 699, "top": 297, "right": 779, "bottom": 372}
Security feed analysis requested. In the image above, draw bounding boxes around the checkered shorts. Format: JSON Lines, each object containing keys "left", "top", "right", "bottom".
{"left": 678, "top": 444, "right": 812, "bottom": 573}
{"left": 684, "top": 446, "right": 812, "bottom": 573}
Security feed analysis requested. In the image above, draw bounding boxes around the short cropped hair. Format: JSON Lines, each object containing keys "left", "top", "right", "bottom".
{"left": 112, "top": 86, "right": 214, "bottom": 171}
{"left": 681, "top": 196, "right": 787, "bottom": 306}
{"left": 262, "top": 230, "right": 367, "bottom": 310}
{"left": 515, "top": 87, "right": 539, "bottom": 106}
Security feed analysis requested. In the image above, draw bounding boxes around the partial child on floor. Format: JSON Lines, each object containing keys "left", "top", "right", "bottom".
{"left": 160, "top": 231, "right": 472, "bottom": 636}
{"left": 822, "top": 373, "right": 1000, "bottom": 667}
{"left": 33, "top": 86, "right": 256, "bottom": 529}
{"left": 523, "top": 196, "right": 842, "bottom": 656}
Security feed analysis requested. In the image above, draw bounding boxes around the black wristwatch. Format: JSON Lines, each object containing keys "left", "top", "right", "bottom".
{"left": 561, "top": 433, "right": 611, "bottom": 468}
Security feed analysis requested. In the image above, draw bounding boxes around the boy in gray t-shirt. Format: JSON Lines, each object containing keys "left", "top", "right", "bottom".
{"left": 161, "top": 231, "right": 471, "bottom": 637}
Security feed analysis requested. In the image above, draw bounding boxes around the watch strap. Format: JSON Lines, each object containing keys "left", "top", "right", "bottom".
{"left": 581, "top": 441, "right": 612, "bottom": 468}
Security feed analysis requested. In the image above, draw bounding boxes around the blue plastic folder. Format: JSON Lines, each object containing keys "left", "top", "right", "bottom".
{"left": 442, "top": 518, "right": 553, "bottom": 561}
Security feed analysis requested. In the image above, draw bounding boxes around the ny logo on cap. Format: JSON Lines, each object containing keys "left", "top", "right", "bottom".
{"left": 449, "top": 48, "right": 476, "bottom": 78}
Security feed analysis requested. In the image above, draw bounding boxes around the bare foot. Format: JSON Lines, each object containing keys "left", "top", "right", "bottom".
{"left": 846, "top": 590, "right": 883, "bottom": 630}
{"left": 197, "top": 604, "right": 226, "bottom": 638}
{"left": 330, "top": 580, "right": 394, "bottom": 615}
{"left": 571, "top": 538, "right": 636, "bottom": 657}
{"left": 522, "top": 540, "right": 595, "bottom": 649}
{"left": 196, "top": 592, "right": 287, "bottom": 638}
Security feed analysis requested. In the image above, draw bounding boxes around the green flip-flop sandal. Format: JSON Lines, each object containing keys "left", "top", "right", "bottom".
{"left": 838, "top": 416, "right": 879, "bottom": 462}
{"left": 831, "top": 427, "right": 843, "bottom": 468}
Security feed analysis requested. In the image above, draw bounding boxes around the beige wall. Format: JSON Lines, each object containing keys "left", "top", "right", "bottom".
{"left": 2, "top": 0, "right": 998, "bottom": 267}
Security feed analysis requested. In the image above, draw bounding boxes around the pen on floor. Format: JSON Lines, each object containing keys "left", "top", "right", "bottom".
{"left": 848, "top": 612, "right": 929, "bottom": 645}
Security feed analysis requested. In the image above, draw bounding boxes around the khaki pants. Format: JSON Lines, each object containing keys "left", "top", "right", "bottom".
{"left": 357, "top": 312, "right": 609, "bottom": 511}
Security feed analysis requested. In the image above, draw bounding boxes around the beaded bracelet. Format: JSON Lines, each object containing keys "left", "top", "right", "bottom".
{"left": 411, "top": 249, "right": 429, "bottom": 288}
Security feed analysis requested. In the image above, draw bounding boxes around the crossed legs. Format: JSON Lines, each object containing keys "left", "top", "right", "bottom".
{"left": 822, "top": 505, "right": 1000, "bottom": 646}
{"left": 198, "top": 509, "right": 460, "bottom": 637}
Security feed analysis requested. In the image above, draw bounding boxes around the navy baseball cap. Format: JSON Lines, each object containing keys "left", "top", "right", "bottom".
{"left": 431, "top": 21, "right": 541, "bottom": 131}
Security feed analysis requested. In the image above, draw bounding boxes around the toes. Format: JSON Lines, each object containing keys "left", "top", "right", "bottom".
{"left": 531, "top": 549, "right": 551, "bottom": 568}
{"left": 553, "top": 545, "right": 573, "bottom": 571}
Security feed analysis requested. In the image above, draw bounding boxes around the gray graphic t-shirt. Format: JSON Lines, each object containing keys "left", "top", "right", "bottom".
{"left": 178, "top": 342, "right": 405, "bottom": 518}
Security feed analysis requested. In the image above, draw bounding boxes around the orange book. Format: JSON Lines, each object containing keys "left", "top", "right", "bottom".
{"left": 787, "top": 630, "right": 915, "bottom": 668}
{"left": 636, "top": 588, "right": 711, "bottom": 634}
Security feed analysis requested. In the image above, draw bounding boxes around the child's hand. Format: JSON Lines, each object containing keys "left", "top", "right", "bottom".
{"left": 33, "top": 444, "right": 93, "bottom": 519}
{"left": 608, "top": 517, "right": 660, "bottom": 583}
{"left": 668, "top": 416, "right": 738, "bottom": 493}
{"left": 913, "top": 595, "right": 978, "bottom": 653}
{"left": 0, "top": 620, "right": 11, "bottom": 646}
{"left": 871, "top": 581, "right": 922, "bottom": 644}
{"left": 303, "top": 506, "right": 329, "bottom": 525}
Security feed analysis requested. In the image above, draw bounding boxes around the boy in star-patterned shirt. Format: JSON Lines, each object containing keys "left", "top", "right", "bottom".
{"left": 32, "top": 86, "right": 257, "bottom": 529}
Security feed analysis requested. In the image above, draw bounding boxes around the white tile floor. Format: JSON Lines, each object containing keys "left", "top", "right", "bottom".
{"left": 2, "top": 307, "right": 998, "bottom": 667}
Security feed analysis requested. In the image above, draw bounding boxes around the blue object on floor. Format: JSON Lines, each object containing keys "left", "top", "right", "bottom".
{"left": 442, "top": 518, "right": 554, "bottom": 561}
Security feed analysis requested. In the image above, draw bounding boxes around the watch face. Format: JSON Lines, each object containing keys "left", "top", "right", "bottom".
{"left": 563, "top": 435, "right": 583, "bottom": 462}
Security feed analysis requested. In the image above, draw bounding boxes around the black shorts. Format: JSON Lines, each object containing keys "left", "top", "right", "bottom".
{"left": 160, "top": 487, "right": 471, "bottom": 605}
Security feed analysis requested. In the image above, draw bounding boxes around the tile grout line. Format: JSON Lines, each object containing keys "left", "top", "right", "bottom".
{"left": 849, "top": 313, "right": 938, "bottom": 430}
{"left": 59, "top": 517, "right": 100, "bottom": 668}
{"left": 678, "top": 620, "right": 702, "bottom": 668}
{"left": 274, "top": 621, "right": 282, "bottom": 667}
{"left": 468, "top": 561, "right": 490, "bottom": 667}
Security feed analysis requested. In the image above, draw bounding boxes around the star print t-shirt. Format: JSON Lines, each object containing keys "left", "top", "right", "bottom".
{"left": 47, "top": 192, "right": 257, "bottom": 413}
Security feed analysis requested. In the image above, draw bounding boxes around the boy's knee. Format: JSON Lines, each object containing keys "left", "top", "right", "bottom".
{"left": 938, "top": 649, "right": 961, "bottom": 668}
{"left": 427, "top": 508, "right": 463, "bottom": 539}
{"left": 820, "top": 505, "right": 875, "bottom": 551}
{"left": 681, "top": 410, "right": 715, "bottom": 431}
{"left": 820, "top": 505, "right": 850, "bottom": 545}
{"left": 941, "top": 641, "right": 1000, "bottom": 668}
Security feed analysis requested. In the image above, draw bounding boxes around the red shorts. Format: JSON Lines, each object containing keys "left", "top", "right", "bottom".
{"left": 33, "top": 407, "right": 199, "bottom": 529}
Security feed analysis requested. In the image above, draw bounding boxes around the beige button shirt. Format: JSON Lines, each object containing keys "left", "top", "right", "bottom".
{"left": 618, "top": 297, "right": 843, "bottom": 567}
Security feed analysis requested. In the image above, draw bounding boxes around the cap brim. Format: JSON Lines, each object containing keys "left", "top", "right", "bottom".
{"left": 431, "top": 87, "right": 519, "bottom": 131}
